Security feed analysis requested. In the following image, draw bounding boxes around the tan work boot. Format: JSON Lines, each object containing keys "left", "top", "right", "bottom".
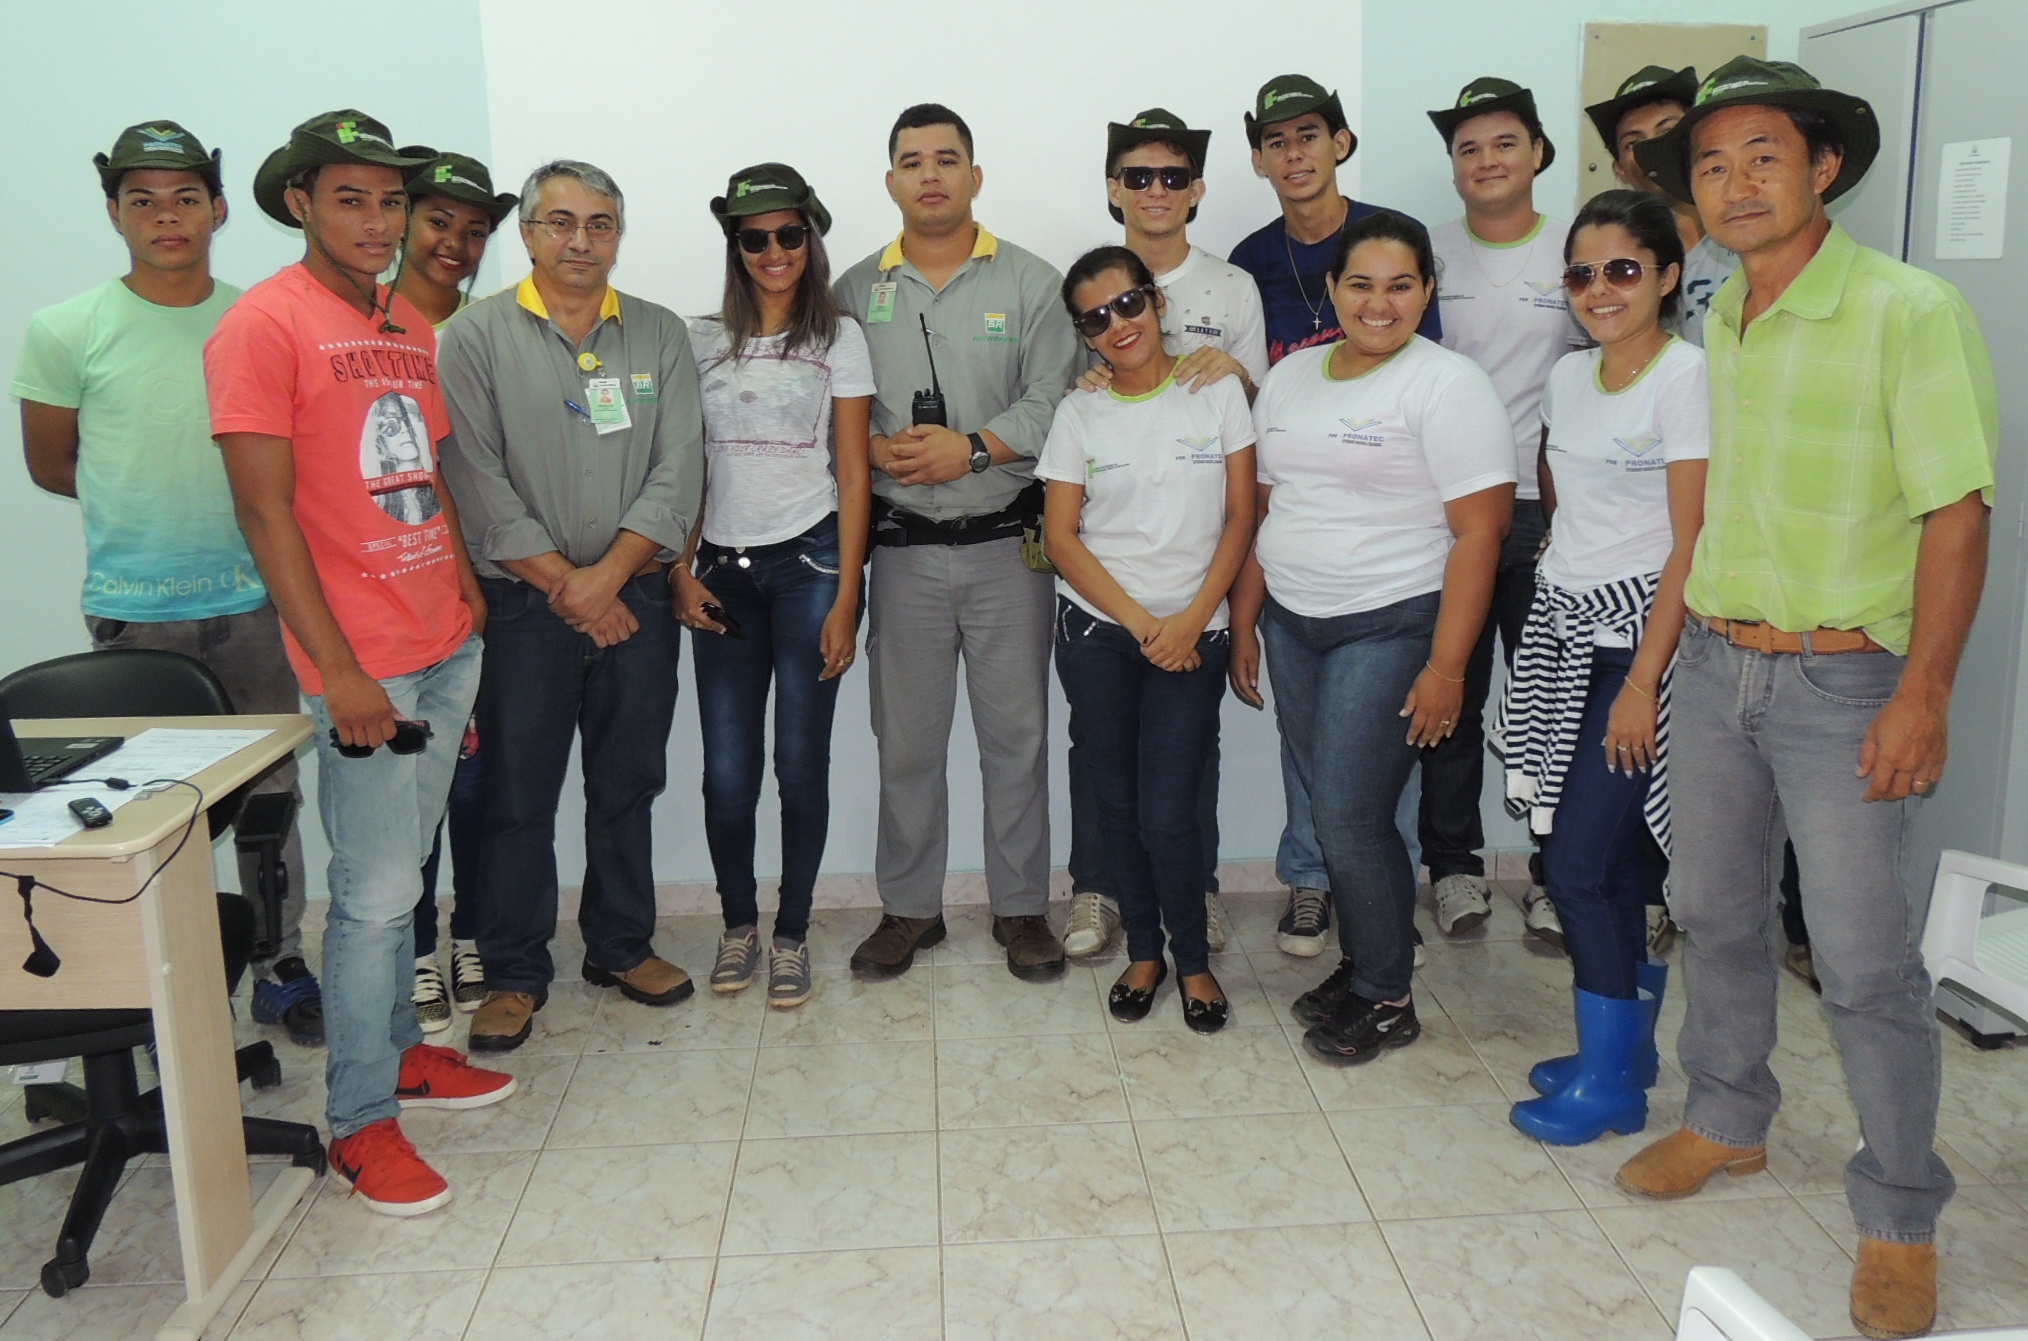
{"left": 1614, "top": 1127, "right": 1767, "bottom": 1199}
{"left": 583, "top": 954, "right": 694, "bottom": 1006}
{"left": 468, "top": 989, "right": 542, "bottom": 1054}
{"left": 1851, "top": 1238, "right": 1937, "bottom": 1339}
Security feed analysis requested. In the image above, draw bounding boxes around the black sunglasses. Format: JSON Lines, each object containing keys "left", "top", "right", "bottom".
{"left": 1561, "top": 258, "right": 1651, "bottom": 294}
{"left": 736, "top": 224, "right": 809, "bottom": 254}
{"left": 1072, "top": 284, "right": 1158, "bottom": 339}
{"left": 330, "top": 719, "right": 434, "bottom": 759}
{"left": 1113, "top": 166, "right": 1195, "bottom": 192}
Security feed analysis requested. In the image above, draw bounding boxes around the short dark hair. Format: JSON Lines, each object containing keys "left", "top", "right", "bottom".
{"left": 1060, "top": 245, "right": 1156, "bottom": 319}
{"left": 1246, "top": 104, "right": 1350, "bottom": 152}
{"left": 108, "top": 167, "right": 221, "bottom": 202}
{"left": 889, "top": 103, "right": 974, "bottom": 162}
{"left": 1612, "top": 95, "right": 1689, "bottom": 150}
{"left": 1329, "top": 209, "right": 1436, "bottom": 286}
{"left": 1446, "top": 106, "right": 1547, "bottom": 157}
{"left": 1680, "top": 104, "right": 1845, "bottom": 186}
{"left": 1566, "top": 189, "right": 1686, "bottom": 319}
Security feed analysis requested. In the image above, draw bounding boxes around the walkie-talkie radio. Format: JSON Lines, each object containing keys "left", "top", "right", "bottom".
{"left": 911, "top": 313, "right": 947, "bottom": 427}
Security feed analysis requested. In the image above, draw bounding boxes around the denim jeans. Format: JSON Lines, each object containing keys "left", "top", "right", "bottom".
{"left": 1668, "top": 618, "right": 1952, "bottom": 1241}
{"left": 1538, "top": 647, "right": 1668, "bottom": 999}
{"left": 416, "top": 734, "right": 485, "bottom": 958}
{"left": 691, "top": 517, "right": 847, "bottom": 942}
{"left": 309, "top": 634, "right": 481, "bottom": 1138}
{"left": 1067, "top": 739, "right": 1219, "bottom": 897}
{"left": 1262, "top": 591, "right": 1437, "bottom": 1001}
{"left": 1054, "top": 600, "right": 1227, "bottom": 976}
{"left": 476, "top": 571, "right": 680, "bottom": 995}
{"left": 1273, "top": 737, "right": 1423, "bottom": 890}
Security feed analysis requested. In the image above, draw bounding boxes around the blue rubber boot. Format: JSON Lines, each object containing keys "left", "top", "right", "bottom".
{"left": 1528, "top": 956, "right": 1665, "bottom": 1095}
{"left": 1510, "top": 988, "right": 1650, "bottom": 1145}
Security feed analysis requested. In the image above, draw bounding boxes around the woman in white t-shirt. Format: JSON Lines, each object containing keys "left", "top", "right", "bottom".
{"left": 1038, "top": 246, "right": 1256, "bottom": 1033}
{"left": 1500, "top": 189, "right": 1709, "bottom": 1146}
{"left": 1229, "top": 210, "right": 1515, "bottom": 1066}
{"left": 672, "top": 163, "right": 874, "bottom": 1010}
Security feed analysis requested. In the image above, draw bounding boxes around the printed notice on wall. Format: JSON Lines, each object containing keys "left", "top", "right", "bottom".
{"left": 1935, "top": 138, "right": 2011, "bottom": 260}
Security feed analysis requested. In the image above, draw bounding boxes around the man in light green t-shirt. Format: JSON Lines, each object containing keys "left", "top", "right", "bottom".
{"left": 11, "top": 121, "right": 320, "bottom": 1047}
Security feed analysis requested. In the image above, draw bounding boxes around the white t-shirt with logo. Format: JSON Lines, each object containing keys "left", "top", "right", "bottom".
{"left": 1155, "top": 246, "right": 1270, "bottom": 383}
{"left": 1253, "top": 337, "right": 1515, "bottom": 619}
{"left": 1677, "top": 235, "right": 1740, "bottom": 349}
{"left": 690, "top": 315, "right": 877, "bottom": 547}
{"left": 1432, "top": 215, "right": 1589, "bottom": 501}
{"left": 1538, "top": 338, "right": 1710, "bottom": 607}
{"left": 1034, "top": 372, "right": 1254, "bottom": 629}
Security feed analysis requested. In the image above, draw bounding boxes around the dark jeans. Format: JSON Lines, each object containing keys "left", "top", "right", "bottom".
{"left": 1263, "top": 591, "right": 1437, "bottom": 1002}
{"left": 1067, "top": 740, "right": 1219, "bottom": 898}
{"left": 416, "top": 729, "right": 485, "bottom": 958}
{"left": 1780, "top": 840, "right": 1810, "bottom": 947}
{"left": 691, "top": 517, "right": 847, "bottom": 943}
{"left": 475, "top": 571, "right": 680, "bottom": 995}
{"left": 1539, "top": 647, "right": 1669, "bottom": 999}
{"left": 1053, "top": 600, "right": 1227, "bottom": 977}
{"left": 1419, "top": 499, "right": 1546, "bottom": 882}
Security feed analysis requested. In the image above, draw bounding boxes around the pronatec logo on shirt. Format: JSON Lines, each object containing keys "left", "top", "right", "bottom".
{"left": 1614, "top": 434, "right": 1663, "bottom": 457}
{"left": 1176, "top": 434, "right": 1223, "bottom": 464}
{"left": 1337, "top": 416, "right": 1386, "bottom": 447}
{"left": 1523, "top": 280, "right": 1570, "bottom": 311}
{"left": 1611, "top": 434, "right": 1668, "bottom": 472}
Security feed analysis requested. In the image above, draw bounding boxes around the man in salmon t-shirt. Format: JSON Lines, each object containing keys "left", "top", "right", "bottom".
{"left": 206, "top": 110, "right": 514, "bottom": 1218}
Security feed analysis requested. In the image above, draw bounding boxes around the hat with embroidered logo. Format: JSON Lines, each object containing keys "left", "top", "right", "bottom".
{"left": 1585, "top": 65, "right": 1700, "bottom": 157}
{"left": 1105, "top": 109, "right": 1211, "bottom": 223}
{"left": 1634, "top": 56, "right": 1879, "bottom": 205}
{"left": 252, "top": 110, "right": 431, "bottom": 228}
{"left": 398, "top": 147, "right": 518, "bottom": 228}
{"left": 1428, "top": 77, "right": 1556, "bottom": 171}
{"left": 708, "top": 161, "right": 832, "bottom": 237}
{"left": 95, "top": 120, "right": 223, "bottom": 198}
{"left": 1245, "top": 75, "right": 1355, "bottom": 162}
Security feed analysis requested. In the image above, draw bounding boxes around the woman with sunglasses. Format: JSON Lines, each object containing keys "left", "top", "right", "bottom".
{"left": 1500, "top": 189, "right": 1707, "bottom": 1145}
{"left": 1232, "top": 209, "right": 1514, "bottom": 1066}
{"left": 1038, "top": 245, "right": 1256, "bottom": 1033}
{"left": 674, "top": 164, "right": 872, "bottom": 1010}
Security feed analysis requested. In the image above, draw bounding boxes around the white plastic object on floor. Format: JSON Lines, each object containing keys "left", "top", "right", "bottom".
{"left": 1676, "top": 1263, "right": 2028, "bottom": 1340}
{"left": 1921, "top": 849, "right": 2028, "bottom": 1039}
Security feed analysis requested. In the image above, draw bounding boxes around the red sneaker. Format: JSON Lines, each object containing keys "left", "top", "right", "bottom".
{"left": 396, "top": 1042, "right": 518, "bottom": 1110}
{"left": 329, "top": 1119, "right": 451, "bottom": 1217}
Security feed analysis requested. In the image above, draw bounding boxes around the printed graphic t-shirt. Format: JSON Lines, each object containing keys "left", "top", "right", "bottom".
{"left": 12, "top": 278, "right": 267, "bottom": 621}
{"left": 1229, "top": 201, "right": 1444, "bottom": 367}
{"left": 1677, "top": 234, "right": 1741, "bottom": 349}
{"left": 1154, "top": 247, "right": 1270, "bottom": 383}
{"left": 205, "top": 264, "right": 470, "bottom": 695}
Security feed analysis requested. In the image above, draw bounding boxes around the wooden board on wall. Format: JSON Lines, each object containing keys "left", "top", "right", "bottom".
{"left": 1579, "top": 22, "right": 1769, "bottom": 212}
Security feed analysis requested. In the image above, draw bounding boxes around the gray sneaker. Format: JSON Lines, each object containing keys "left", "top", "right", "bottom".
{"left": 768, "top": 937, "right": 812, "bottom": 1009}
{"left": 1522, "top": 885, "right": 1565, "bottom": 951}
{"left": 1433, "top": 874, "right": 1492, "bottom": 936}
{"left": 711, "top": 925, "right": 761, "bottom": 994}
{"left": 1061, "top": 892, "right": 1121, "bottom": 959}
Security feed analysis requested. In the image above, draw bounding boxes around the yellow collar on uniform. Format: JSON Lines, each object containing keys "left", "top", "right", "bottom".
{"left": 516, "top": 274, "right": 623, "bottom": 324}
{"left": 878, "top": 225, "right": 999, "bottom": 271}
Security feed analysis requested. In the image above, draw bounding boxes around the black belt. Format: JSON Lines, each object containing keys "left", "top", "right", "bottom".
{"left": 872, "top": 481, "right": 1041, "bottom": 549}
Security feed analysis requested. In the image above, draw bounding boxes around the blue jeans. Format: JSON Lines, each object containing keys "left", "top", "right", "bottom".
{"left": 1668, "top": 618, "right": 1952, "bottom": 1241}
{"left": 691, "top": 517, "right": 847, "bottom": 942}
{"left": 310, "top": 634, "right": 481, "bottom": 1138}
{"left": 1054, "top": 600, "right": 1228, "bottom": 976}
{"left": 416, "top": 734, "right": 485, "bottom": 958}
{"left": 1066, "top": 739, "right": 1219, "bottom": 897}
{"left": 1263, "top": 592, "right": 1436, "bottom": 1001}
{"left": 1539, "top": 647, "right": 1668, "bottom": 999}
{"left": 1274, "top": 736, "right": 1423, "bottom": 889}
{"left": 476, "top": 571, "right": 681, "bottom": 995}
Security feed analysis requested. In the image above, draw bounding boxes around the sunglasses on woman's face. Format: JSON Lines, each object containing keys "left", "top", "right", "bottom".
{"left": 1561, "top": 258, "right": 1650, "bottom": 293}
{"left": 1113, "top": 166, "right": 1195, "bottom": 192}
{"left": 1072, "top": 284, "right": 1157, "bottom": 339}
{"left": 736, "top": 224, "right": 808, "bottom": 254}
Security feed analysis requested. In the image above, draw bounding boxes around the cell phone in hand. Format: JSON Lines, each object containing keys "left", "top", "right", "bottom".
{"left": 701, "top": 602, "right": 746, "bottom": 639}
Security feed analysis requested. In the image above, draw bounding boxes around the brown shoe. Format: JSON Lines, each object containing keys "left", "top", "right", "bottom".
{"left": 848, "top": 914, "right": 946, "bottom": 979}
{"left": 1851, "top": 1238, "right": 1937, "bottom": 1339}
{"left": 583, "top": 954, "right": 695, "bottom": 1007}
{"left": 1614, "top": 1127, "right": 1768, "bottom": 1199}
{"left": 993, "top": 914, "right": 1067, "bottom": 983}
{"left": 468, "top": 990, "right": 541, "bottom": 1054}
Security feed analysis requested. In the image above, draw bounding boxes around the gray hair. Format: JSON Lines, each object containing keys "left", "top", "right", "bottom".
{"left": 519, "top": 159, "right": 625, "bottom": 230}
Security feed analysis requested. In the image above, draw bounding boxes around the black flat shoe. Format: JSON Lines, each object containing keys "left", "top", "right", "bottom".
{"left": 1108, "top": 961, "right": 1168, "bottom": 1022}
{"left": 1182, "top": 990, "right": 1229, "bottom": 1035}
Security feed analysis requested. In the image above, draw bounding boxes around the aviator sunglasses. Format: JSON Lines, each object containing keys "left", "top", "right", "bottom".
{"left": 1072, "top": 284, "right": 1158, "bottom": 339}
{"left": 1561, "top": 258, "right": 1654, "bottom": 294}
{"left": 736, "top": 224, "right": 809, "bottom": 254}
{"left": 1113, "top": 166, "right": 1196, "bottom": 192}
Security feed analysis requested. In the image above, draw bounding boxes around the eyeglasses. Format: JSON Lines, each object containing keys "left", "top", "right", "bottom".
{"left": 1072, "top": 284, "right": 1157, "bottom": 339}
{"left": 736, "top": 224, "right": 808, "bottom": 254}
{"left": 1561, "top": 258, "right": 1650, "bottom": 293}
{"left": 526, "top": 216, "right": 621, "bottom": 243}
{"left": 1113, "top": 166, "right": 1195, "bottom": 192}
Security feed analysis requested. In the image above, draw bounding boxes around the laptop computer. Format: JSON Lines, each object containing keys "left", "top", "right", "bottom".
{"left": 0, "top": 718, "right": 124, "bottom": 792}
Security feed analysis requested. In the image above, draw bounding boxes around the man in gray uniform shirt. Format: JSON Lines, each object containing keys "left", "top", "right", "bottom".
{"left": 835, "top": 103, "right": 1079, "bottom": 982}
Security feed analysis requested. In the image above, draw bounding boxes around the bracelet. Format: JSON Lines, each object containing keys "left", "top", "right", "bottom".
{"left": 1424, "top": 660, "right": 1465, "bottom": 685}
{"left": 1621, "top": 677, "right": 1657, "bottom": 702}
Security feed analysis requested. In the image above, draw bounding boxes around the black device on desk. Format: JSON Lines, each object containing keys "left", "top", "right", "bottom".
{"left": 0, "top": 718, "right": 123, "bottom": 792}
{"left": 911, "top": 313, "right": 947, "bottom": 427}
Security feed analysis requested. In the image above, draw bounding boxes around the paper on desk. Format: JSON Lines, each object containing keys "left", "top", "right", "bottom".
{"left": 0, "top": 727, "right": 275, "bottom": 849}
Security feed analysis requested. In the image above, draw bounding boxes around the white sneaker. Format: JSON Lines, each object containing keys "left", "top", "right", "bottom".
{"left": 448, "top": 939, "right": 486, "bottom": 1013}
{"left": 1433, "top": 874, "right": 1492, "bottom": 936}
{"left": 1522, "top": 885, "right": 1565, "bottom": 951}
{"left": 1061, "top": 892, "right": 1121, "bottom": 958}
{"left": 1204, "top": 892, "right": 1229, "bottom": 954}
{"left": 1413, "top": 932, "right": 1427, "bottom": 970}
{"left": 412, "top": 958, "right": 452, "bottom": 1034}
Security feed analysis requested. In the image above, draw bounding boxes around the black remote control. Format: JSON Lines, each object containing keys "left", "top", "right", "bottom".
{"left": 68, "top": 797, "right": 114, "bottom": 829}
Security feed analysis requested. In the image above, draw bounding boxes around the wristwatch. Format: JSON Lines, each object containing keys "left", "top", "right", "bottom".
{"left": 967, "top": 432, "right": 991, "bottom": 474}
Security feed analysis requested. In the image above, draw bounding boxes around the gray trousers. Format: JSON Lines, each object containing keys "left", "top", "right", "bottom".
{"left": 87, "top": 604, "right": 309, "bottom": 972}
{"left": 1668, "top": 619, "right": 1953, "bottom": 1242}
{"left": 867, "top": 536, "right": 1052, "bottom": 918}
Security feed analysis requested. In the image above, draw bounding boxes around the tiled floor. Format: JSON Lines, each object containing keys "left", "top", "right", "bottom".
{"left": 6, "top": 883, "right": 2028, "bottom": 1340}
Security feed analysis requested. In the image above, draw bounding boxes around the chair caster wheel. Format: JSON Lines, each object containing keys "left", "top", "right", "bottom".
{"left": 41, "top": 1255, "right": 88, "bottom": 1297}
{"left": 249, "top": 1055, "right": 284, "bottom": 1090}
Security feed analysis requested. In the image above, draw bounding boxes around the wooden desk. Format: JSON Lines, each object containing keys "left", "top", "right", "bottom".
{"left": 0, "top": 715, "right": 314, "bottom": 1341}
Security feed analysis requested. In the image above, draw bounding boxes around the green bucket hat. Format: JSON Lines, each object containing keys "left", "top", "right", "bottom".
{"left": 95, "top": 120, "right": 222, "bottom": 197}
{"left": 708, "top": 162, "right": 832, "bottom": 237}
{"left": 1428, "top": 78, "right": 1556, "bottom": 171}
{"left": 1245, "top": 75, "right": 1355, "bottom": 161}
{"left": 252, "top": 110, "right": 430, "bottom": 228}
{"left": 1634, "top": 56, "right": 1879, "bottom": 205}
{"left": 1584, "top": 65, "right": 1699, "bottom": 157}
{"left": 399, "top": 147, "right": 518, "bottom": 228}
{"left": 1105, "top": 109, "right": 1211, "bottom": 223}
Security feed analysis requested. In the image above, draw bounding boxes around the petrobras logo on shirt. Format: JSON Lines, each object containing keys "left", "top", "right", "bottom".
{"left": 1175, "top": 434, "right": 1223, "bottom": 464}
{"left": 1523, "top": 280, "right": 1570, "bottom": 311}
{"left": 977, "top": 312, "right": 1013, "bottom": 342}
{"left": 1336, "top": 416, "right": 1385, "bottom": 447}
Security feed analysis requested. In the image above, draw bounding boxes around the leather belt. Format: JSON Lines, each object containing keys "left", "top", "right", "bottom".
{"left": 1698, "top": 615, "right": 1884, "bottom": 655}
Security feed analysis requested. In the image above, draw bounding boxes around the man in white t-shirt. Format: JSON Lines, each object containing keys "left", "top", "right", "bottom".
{"left": 1423, "top": 77, "right": 1588, "bottom": 946}
{"left": 1060, "top": 109, "right": 1272, "bottom": 963}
